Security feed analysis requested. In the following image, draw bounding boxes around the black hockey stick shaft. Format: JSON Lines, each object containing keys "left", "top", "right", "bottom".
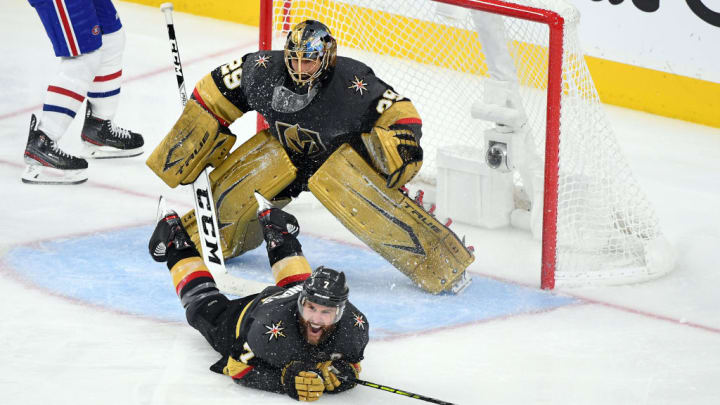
{"left": 161, "top": 3, "right": 188, "bottom": 106}
{"left": 341, "top": 376, "right": 456, "bottom": 405}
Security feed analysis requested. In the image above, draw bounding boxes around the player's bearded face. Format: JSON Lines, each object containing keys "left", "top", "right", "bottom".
{"left": 298, "top": 301, "right": 337, "bottom": 345}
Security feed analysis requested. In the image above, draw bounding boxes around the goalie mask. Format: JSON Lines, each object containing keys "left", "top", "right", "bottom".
{"left": 284, "top": 20, "right": 337, "bottom": 87}
{"left": 297, "top": 266, "right": 348, "bottom": 326}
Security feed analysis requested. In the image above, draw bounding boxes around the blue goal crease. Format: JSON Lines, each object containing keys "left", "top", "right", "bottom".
{"left": 5, "top": 225, "right": 577, "bottom": 339}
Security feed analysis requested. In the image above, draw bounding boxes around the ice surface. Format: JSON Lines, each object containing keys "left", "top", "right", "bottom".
{"left": 1, "top": 1, "right": 720, "bottom": 404}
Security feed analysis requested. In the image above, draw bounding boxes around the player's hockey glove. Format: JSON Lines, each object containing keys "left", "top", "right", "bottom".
{"left": 361, "top": 127, "right": 423, "bottom": 188}
{"left": 282, "top": 361, "right": 325, "bottom": 402}
{"left": 149, "top": 210, "right": 196, "bottom": 262}
{"left": 316, "top": 360, "right": 360, "bottom": 393}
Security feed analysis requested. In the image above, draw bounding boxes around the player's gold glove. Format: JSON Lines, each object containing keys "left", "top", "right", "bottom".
{"left": 282, "top": 361, "right": 325, "bottom": 402}
{"left": 316, "top": 361, "right": 341, "bottom": 392}
{"left": 361, "top": 126, "right": 423, "bottom": 188}
{"left": 317, "top": 360, "right": 361, "bottom": 394}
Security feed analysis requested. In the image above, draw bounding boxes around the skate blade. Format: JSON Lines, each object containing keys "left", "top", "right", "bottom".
{"left": 21, "top": 165, "right": 87, "bottom": 185}
{"left": 448, "top": 271, "right": 472, "bottom": 294}
{"left": 253, "top": 191, "right": 275, "bottom": 213}
{"left": 154, "top": 195, "right": 176, "bottom": 224}
{"left": 82, "top": 143, "right": 143, "bottom": 159}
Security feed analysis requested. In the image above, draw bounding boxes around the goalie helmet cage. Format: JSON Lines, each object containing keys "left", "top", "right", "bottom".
{"left": 258, "top": 0, "right": 675, "bottom": 289}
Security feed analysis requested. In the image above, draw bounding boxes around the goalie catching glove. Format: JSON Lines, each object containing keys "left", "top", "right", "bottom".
{"left": 362, "top": 126, "right": 422, "bottom": 188}
{"left": 282, "top": 362, "right": 325, "bottom": 402}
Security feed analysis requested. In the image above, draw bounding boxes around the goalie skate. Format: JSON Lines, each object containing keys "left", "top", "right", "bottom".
{"left": 22, "top": 114, "right": 88, "bottom": 185}
{"left": 81, "top": 102, "right": 144, "bottom": 159}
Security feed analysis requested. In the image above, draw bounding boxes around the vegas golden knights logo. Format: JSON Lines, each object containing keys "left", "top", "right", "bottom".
{"left": 276, "top": 122, "right": 326, "bottom": 156}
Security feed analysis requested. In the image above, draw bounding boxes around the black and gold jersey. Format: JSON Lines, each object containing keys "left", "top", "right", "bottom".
{"left": 210, "top": 283, "right": 369, "bottom": 393}
{"left": 193, "top": 50, "right": 422, "bottom": 195}
{"left": 233, "top": 284, "right": 368, "bottom": 368}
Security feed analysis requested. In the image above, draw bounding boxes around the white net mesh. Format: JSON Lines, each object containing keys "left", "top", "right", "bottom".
{"left": 266, "top": 0, "right": 674, "bottom": 286}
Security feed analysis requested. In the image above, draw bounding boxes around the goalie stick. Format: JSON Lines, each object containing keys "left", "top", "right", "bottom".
{"left": 160, "top": 3, "right": 268, "bottom": 296}
{"left": 339, "top": 376, "right": 456, "bottom": 405}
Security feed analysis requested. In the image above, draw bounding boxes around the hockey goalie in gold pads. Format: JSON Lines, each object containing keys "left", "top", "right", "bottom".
{"left": 147, "top": 20, "right": 473, "bottom": 294}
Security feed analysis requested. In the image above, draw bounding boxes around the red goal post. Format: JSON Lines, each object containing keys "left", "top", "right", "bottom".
{"left": 258, "top": 0, "right": 675, "bottom": 289}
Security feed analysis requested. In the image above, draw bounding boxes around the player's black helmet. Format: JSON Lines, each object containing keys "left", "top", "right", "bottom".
{"left": 284, "top": 20, "right": 337, "bottom": 87}
{"left": 297, "top": 266, "right": 349, "bottom": 324}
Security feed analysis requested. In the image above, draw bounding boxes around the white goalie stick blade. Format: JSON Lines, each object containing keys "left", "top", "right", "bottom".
{"left": 214, "top": 273, "right": 270, "bottom": 297}
{"left": 192, "top": 169, "right": 270, "bottom": 297}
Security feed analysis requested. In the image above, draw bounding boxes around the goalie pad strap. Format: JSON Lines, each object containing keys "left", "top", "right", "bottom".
{"left": 308, "top": 144, "right": 473, "bottom": 294}
{"left": 182, "top": 130, "right": 297, "bottom": 260}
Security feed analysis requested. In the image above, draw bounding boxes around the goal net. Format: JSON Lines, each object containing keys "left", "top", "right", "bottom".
{"left": 259, "top": 0, "right": 674, "bottom": 288}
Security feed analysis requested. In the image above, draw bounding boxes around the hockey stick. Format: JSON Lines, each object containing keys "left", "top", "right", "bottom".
{"left": 160, "top": 3, "right": 268, "bottom": 297}
{"left": 339, "top": 376, "right": 456, "bottom": 405}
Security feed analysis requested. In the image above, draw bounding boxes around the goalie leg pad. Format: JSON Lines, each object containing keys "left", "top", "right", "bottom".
{"left": 182, "top": 130, "right": 297, "bottom": 259}
{"left": 146, "top": 99, "right": 236, "bottom": 188}
{"left": 308, "top": 144, "right": 474, "bottom": 294}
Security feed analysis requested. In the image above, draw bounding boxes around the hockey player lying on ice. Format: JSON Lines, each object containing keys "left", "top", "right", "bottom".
{"left": 149, "top": 196, "right": 369, "bottom": 402}
{"left": 147, "top": 19, "right": 473, "bottom": 294}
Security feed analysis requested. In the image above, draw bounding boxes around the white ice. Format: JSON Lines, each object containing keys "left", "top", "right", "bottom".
{"left": 1, "top": 1, "right": 720, "bottom": 404}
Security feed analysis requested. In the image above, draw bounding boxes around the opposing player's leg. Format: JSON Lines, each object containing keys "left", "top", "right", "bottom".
{"left": 24, "top": 0, "right": 107, "bottom": 183}
{"left": 80, "top": 18, "right": 144, "bottom": 159}
{"left": 180, "top": 130, "right": 298, "bottom": 260}
{"left": 308, "top": 144, "right": 474, "bottom": 294}
{"left": 22, "top": 114, "right": 89, "bottom": 185}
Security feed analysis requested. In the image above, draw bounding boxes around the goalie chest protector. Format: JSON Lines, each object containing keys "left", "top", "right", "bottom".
{"left": 237, "top": 50, "right": 402, "bottom": 175}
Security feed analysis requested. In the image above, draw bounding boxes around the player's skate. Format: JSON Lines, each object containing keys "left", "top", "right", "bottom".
{"left": 81, "top": 102, "right": 144, "bottom": 159}
{"left": 22, "top": 114, "right": 88, "bottom": 185}
{"left": 149, "top": 196, "right": 196, "bottom": 262}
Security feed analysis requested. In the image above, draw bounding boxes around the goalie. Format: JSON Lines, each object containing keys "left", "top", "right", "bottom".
{"left": 147, "top": 20, "right": 473, "bottom": 294}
